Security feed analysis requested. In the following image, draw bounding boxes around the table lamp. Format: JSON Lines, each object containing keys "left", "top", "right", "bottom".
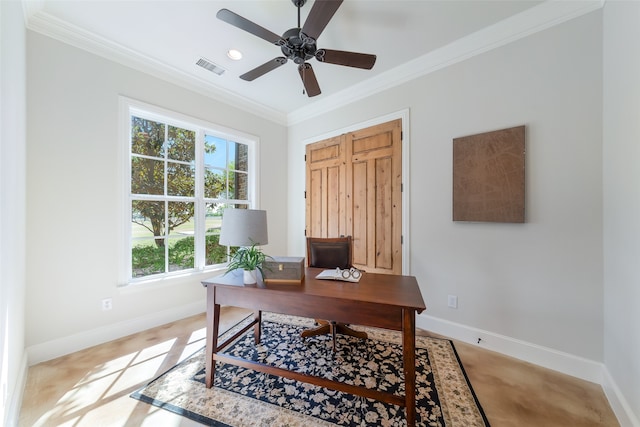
{"left": 219, "top": 208, "right": 268, "bottom": 284}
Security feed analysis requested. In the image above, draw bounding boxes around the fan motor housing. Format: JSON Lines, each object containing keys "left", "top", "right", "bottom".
{"left": 281, "top": 28, "right": 316, "bottom": 64}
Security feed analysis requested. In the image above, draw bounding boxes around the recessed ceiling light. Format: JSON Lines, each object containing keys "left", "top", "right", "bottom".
{"left": 227, "top": 49, "right": 243, "bottom": 60}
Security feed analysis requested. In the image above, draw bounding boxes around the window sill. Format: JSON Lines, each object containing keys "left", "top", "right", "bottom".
{"left": 118, "top": 267, "right": 227, "bottom": 294}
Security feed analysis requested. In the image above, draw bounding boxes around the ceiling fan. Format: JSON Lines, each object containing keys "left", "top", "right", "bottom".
{"left": 216, "top": 0, "right": 377, "bottom": 97}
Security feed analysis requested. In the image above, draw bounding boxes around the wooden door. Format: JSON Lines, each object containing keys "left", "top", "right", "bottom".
{"left": 306, "top": 119, "right": 402, "bottom": 275}
{"left": 305, "top": 135, "right": 347, "bottom": 238}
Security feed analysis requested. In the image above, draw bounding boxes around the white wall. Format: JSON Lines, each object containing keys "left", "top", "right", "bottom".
{"left": 603, "top": 1, "right": 640, "bottom": 425}
{"left": 1, "top": 1, "right": 28, "bottom": 425}
{"left": 289, "top": 11, "right": 604, "bottom": 361}
{"left": 25, "top": 32, "right": 288, "bottom": 361}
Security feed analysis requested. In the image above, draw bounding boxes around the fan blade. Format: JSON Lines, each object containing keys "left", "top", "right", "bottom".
{"left": 298, "top": 63, "right": 321, "bottom": 97}
{"left": 301, "top": 0, "right": 343, "bottom": 41}
{"left": 240, "top": 57, "right": 288, "bottom": 81}
{"left": 217, "top": 9, "right": 283, "bottom": 45}
{"left": 316, "top": 49, "right": 376, "bottom": 70}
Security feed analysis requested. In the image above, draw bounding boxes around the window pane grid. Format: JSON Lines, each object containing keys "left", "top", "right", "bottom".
{"left": 127, "top": 105, "right": 254, "bottom": 283}
{"left": 131, "top": 195, "right": 196, "bottom": 202}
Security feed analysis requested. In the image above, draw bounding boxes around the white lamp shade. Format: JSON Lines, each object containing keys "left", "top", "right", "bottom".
{"left": 219, "top": 209, "right": 268, "bottom": 246}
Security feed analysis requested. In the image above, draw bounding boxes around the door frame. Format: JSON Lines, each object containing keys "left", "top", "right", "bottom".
{"left": 302, "top": 109, "right": 411, "bottom": 274}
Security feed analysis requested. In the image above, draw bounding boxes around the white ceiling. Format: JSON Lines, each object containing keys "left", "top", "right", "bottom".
{"left": 23, "top": 0, "right": 602, "bottom": 124}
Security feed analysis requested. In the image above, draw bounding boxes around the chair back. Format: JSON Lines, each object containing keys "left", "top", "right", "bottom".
{"left": 306, "top": 236, "right": 352, "bottom": 269}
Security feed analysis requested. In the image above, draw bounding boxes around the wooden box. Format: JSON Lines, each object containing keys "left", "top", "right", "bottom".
{"left": 262, "top": 257, "right": 305, "bottom": 283}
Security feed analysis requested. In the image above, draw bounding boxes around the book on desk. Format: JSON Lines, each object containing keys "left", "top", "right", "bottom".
{"left": 315, "top": 267, "right": 363, "bottom": 283}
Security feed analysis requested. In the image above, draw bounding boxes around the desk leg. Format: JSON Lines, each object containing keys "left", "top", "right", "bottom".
{"left": 253, "top": 310, "right": 262, "bottom": 344}
{"left": 205, "top": 288, "right": 220, "bottom": 388}
{"left": 402, "top": 309, "right": 416, "bottom": 427}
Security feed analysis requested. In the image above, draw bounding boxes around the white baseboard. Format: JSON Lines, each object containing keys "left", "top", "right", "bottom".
{"left": 602, "top": 367, "right": 640, "bottom": 427}
{"left": 416, "top": 313, "right": 603, "bottom": 383}
{"left": 416, "top": 314, "right": 640, "bottom": 427}
{"left": 26, "top": 301, "right": 205, "bottom": 365}
{"left": 4, "top": 353, "right": 28, "bottom": 427}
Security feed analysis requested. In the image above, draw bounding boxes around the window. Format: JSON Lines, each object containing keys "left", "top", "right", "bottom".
{"left": 122, "top": 98, "right": 258, "bottom": 283}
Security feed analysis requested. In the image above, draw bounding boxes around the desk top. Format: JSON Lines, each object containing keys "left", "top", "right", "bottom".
{"left": 202, "top": 267, "right": 425, "bottom": 313}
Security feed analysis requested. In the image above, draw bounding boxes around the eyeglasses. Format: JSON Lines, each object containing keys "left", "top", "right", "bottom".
{"left": 337, "top": 267, "right": 362, "bottom": 280}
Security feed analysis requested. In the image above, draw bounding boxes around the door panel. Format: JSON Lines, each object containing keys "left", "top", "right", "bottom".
{"left": 326, "top": 165, "right": 341, "bottom": 235}
{"left": 308, "top": 168, "right": 323, "bottom": 237}
{"left": 375, "top": 156, "right": 393, "bottom": 271}
{"left": 306, "top": 119, "right": 402, "bottom": 274}
{"left": 352, "top": 129, "right": 393, "bottom": 155}
{"left": 351, "top": 161, "right": 368, "bottom": 266}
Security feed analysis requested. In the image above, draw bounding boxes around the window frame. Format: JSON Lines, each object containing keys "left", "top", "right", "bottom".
{"left": 119, "top": 97, "right": 260, "bottom": 286}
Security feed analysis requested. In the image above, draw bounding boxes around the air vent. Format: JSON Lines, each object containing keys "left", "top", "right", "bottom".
{"left": 196, "top": 58, "right": 225, "bottom": 76}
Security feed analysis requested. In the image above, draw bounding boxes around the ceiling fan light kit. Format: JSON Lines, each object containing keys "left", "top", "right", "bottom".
{"left": 216, "top": 0, "right": 376, "bottom": 97}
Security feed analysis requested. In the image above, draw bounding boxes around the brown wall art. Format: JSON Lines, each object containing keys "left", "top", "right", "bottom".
{"left": 453, "top": 125, "right": 525, "bottom": 223}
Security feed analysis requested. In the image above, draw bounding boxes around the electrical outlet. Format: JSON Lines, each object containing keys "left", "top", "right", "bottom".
{"left": 447, "top": 295, "right": 458, "bottom": 309}
{"left": 101, "top": 298, "right": 113, "bottom": 311}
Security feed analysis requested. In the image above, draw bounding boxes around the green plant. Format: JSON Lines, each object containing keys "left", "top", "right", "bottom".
{"left": 225, "top": 243, "right": 270, "bottom": 275}
{"left": 205, "top": 233, "right": 227, "bottom": 264}
{"left": 132, "top": 234, "right": 229, "bottom": 277}
{"left": 169, "top": 237, "right": 195, "bottom": 268}
{"left": 131, "top": 244, "right": 165, "bottom": 277}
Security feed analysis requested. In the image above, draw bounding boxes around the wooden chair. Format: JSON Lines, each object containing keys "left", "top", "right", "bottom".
{"left": 301, "top": 236, "right": 368, "bottom": 350}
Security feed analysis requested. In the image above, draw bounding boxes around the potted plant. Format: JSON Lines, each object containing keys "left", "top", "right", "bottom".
{"left": 225, "top": 243, "right": 270, "bottom": 284}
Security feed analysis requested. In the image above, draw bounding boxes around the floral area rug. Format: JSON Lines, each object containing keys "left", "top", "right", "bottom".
{"left": 131, "top": 313, "right": 490, "bottom": 426}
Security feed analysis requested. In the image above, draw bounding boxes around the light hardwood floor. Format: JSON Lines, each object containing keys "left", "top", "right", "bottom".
{"left": 19, "top": 306, "right": 619, "bottom": 426}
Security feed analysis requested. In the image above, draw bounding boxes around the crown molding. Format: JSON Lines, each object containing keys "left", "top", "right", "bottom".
{"left": 23, "top": 5, "right": 288, "bottom": 125}
{"left": 287, "top": 0, "right": 604, "bottom": 125}
{"left": 23, "top": 1, "right": 603, "bottom": 127}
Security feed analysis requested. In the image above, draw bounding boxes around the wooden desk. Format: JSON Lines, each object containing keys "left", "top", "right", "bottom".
{"left": 202, "top": 267, "right": 426, "bottom": 426}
